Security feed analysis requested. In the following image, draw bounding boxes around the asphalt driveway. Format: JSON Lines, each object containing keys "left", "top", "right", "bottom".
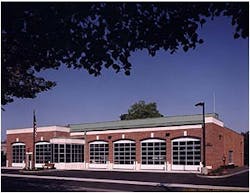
{"left": 2, "top": 168, "right": 249, "bottom": 188}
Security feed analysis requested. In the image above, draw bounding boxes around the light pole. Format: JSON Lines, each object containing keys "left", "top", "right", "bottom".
{"left": 195, "top": 102, "right": 206, "bottom": 167}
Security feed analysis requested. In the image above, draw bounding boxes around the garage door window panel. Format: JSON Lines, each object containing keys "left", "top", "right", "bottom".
{"left": 12, "top": 143, "right": 26, "bottom": 163}
{"left": 141, "top": 139, "right": 166, "bottom": 165}
{"left": 89, "top": 141, "right": 109, "bottom": 164}
{"left": 172, "top": 138, "right": 201, "bottom": 166}
{"left": 113, "top": 140, "right": 136, "bottom": 165}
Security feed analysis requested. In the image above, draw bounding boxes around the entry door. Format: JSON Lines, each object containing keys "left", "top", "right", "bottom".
{"left": 26, "top": 153, "right": 32, "bottom": 169}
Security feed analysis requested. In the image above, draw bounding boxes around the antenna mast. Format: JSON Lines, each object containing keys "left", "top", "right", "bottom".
{"left": 213, "top": 92, "right": 216, "bottom": 113}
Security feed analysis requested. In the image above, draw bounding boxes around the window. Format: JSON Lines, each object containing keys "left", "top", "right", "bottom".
{"left": 141, "top": 139, "right": 166, "bottom": 165}
{"left": 59, "top": 144, "right": 65, "bottom": 162}
{"left": 172, "top": 138, "right": 200, "bottom": 165}
{"left": 228, "top": 150, "right": 233, "bottom": 164}
{"left": 66, "top": 144, "right": 71, "bottom": 162}
{"left": 89, "top": 141, "right": 108, "bottom": 164}
{"left": 113, "top": 140, "right": 136, "bottom": 165}
{"left": 12, "top": 143, "right": 25, "bottom": 163}
{"left": 53, "top": 144, "right": 59, "bottom": 163}
{"left": 35, "top": 142, "right": 52, "bottom": 163}
{"left": 52, "top": 144, "right": 84, "bottom": 163}
{"left": 72, "top": 144, "right": 84, "bottom": 162}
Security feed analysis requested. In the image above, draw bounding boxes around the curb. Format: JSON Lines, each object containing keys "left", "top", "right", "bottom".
{"left": 196, "top": 169, "right": 249, "bottom": 179}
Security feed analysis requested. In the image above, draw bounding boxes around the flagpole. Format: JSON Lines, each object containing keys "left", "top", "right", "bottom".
{"left": 32, "top": 110, "right": 36, "bottom": 170}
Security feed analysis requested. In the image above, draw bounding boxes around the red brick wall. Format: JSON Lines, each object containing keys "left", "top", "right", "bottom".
{"left": 222, "top": 127, "right": 244, "bottom": 167}
{"left": 205, "top": 123, "right": 225, "bottom": 169}
{"left": 205, "top": 123, "right": 244, "bottom": 170}
{"left": 85, "top": 128, "right": 202, "bottom": 164}
{"left": 6, "top": 131, "right": 70, "bottom": 166}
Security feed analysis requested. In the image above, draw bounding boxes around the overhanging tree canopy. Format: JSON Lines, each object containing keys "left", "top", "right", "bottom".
{"left": 2, "top": 2, "right": 248, "bottom": 105}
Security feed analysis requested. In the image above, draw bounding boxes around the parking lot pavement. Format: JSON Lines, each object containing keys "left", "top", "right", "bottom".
{"left": 2, "top": 173, "right": 249, "bottom": 192}
{"left": 1, "top": 168, "right": 249, "bottom": 188}
{"left": 2, "top": 176, "right": 182, "bottom": 192}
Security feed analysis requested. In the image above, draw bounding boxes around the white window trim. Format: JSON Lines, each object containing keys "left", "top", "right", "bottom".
{"left": 7, "top": 126, "right": 70, "bottom": 134}
{"left": 89, "top": 141, "right": 108, "bottom": 145}
{"left": 86, "top": 125, "right": 202, "bottom": 135}
{"left": 113, "top": 140, "right": 135, "bottom": 144}
{"left": 50, "top": 138, "right": 85, "bottom": 144}
{"left": 35, "top": 141, "right": 50, "bottom": 145}
{"left": 141, "top": 139, "right": 165, "bottom": 143}
{"left": 12, "top": 142, "right": 25, "bottom": 146}
{"left": 172, "top": 137, "right": 200, "bottom": 142}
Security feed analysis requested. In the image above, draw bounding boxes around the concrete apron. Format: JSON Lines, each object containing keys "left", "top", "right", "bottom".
{"left": 2, "top": 166, "right": 200, "bottom": 174}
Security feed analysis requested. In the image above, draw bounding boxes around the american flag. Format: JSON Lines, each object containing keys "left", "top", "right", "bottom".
{"left": 33, "top": 110, "right": 37, "bottom": 137}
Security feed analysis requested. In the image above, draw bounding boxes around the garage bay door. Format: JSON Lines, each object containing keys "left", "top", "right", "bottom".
{"left": 172, "top": 137, "right": 201, "bottom": 171}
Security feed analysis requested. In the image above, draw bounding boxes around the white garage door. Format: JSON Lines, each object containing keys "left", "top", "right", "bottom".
{"left": 172, "top": 137, "right": 201, "bottom": 171}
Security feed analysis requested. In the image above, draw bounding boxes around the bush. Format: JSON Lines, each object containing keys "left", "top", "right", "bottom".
{"left": 209, "top": 165, "right": 238, "bottom": 175}
{"left": 1, "top": 152, "right": 6, "bottom": 166}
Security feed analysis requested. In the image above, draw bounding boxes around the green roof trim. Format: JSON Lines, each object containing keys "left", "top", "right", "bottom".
{"left": 69, "top": 113, "right": 219, "bottom": 132}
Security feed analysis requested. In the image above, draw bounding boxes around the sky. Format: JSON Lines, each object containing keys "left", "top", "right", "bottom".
{"left": 1, "top": 16, "right": 249, "bottom": 141}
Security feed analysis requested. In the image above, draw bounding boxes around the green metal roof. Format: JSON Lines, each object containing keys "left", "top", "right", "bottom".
{"left": 69, "top": 113, "right": 219, "bottom": 132}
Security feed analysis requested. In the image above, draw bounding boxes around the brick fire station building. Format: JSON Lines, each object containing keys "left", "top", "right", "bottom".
{"left": 6, "top": 113, "right": 244, "bottom": 172}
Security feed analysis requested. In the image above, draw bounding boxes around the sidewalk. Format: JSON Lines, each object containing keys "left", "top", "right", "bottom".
{"left": 1, "top": 166, "right": 199, "bottom": 174}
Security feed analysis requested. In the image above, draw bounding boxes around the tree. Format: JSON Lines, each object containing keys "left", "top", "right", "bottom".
{"left": 1, "top": 151, "right": 6, "bottom": 167}
{"left": 241, "top": 131, "right": 249, "bottom": 165}
{"left": 2, "top": 2, "right": 248, "bottom": 105}
{"left": 120, "top": 100, "right": 163, "bottom": 120}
